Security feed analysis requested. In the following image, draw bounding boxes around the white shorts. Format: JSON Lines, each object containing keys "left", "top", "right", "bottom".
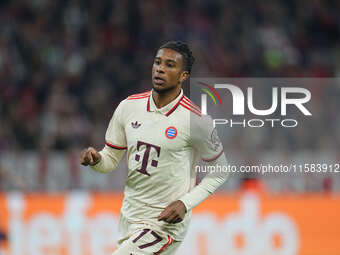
{"left": 112, "top": 214, "right": 181, "bottom": 255}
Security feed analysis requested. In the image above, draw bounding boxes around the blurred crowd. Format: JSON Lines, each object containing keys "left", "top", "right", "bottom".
{"left": 0, "top": 0, "right": 339, "bottom": 191}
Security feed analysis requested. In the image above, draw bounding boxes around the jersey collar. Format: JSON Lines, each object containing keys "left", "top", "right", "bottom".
{"left": 147, "top": 89, "right": 184, "bottom": 117}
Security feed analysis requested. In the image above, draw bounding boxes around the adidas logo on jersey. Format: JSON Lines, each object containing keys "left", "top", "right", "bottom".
{"left": 131, "top": 121, "right": 141, "bottom": 129}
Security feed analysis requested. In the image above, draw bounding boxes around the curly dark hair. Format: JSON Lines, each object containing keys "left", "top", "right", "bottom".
{"left": 159, "top": 41, "right": 195, "bottom": 74}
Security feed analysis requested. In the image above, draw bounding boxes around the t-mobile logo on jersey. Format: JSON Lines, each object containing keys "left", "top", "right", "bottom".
{"left": 135, "top": 141, "right": 161, "bottom": 176}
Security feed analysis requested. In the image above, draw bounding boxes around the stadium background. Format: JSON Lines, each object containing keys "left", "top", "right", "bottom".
{"left": 0, "top": 0, "right": 339, "bottom": 254}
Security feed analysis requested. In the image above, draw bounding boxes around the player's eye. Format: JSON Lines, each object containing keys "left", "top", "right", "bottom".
{"left": 167, "top": 63, "right": 174, "bottom": 67}
{"left": 154, "top": 59, "right": 161, "bottom": 65}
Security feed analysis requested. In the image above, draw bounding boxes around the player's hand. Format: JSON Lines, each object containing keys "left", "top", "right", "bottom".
{"left": 80, "top": 147, "right": 101, "bottom": 166}
{"left": 158, "top": 200, "right": 187, "bottom": 224}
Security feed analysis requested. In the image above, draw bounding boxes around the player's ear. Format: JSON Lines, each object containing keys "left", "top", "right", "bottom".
{"left": 179, "top": 71, "right": 189, "bottom": 84}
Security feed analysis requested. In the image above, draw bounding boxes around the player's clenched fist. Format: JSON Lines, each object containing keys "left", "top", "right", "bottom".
{"left": 80, "top": 147, "right": 102, "bottom": 166}
{"left": 158, "top": 200, "right": 187, "bottom": 224}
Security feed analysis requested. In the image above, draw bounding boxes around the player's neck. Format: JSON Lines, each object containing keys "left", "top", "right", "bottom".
{"left": 152, "top": 87, "right": 181, "bottom": 108}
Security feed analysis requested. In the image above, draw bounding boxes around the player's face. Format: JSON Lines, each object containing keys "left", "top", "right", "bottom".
{"left": 152, "top": 48, "right": 189, "bottom": 94}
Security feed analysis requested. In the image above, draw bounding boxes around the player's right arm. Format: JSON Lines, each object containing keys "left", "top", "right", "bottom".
{"left": 80, "top": 146, "right": 125, "bottom": 173}
{"left": 80, "top": 100, "right": 127, "bottom": 173}
{"left": 80, "top": 147, "right": 102, "bottom": 166}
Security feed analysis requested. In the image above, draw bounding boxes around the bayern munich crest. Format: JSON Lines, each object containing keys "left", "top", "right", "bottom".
{"left": 165, "top": 126, "right": 177, "bottom": 139}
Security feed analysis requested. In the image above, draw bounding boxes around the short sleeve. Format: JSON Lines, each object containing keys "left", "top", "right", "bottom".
{"left": 190, "top": 115, "right": 224, "bottom": 162}
{"left": 105, "top": 100, "right": 127, "bottom": 149}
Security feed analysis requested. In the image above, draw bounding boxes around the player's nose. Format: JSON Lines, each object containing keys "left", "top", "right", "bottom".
{"left": 156, "top": 64, "right": 165, "bottom": 73}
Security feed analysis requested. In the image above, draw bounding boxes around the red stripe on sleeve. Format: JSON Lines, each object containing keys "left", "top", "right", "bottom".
{"left": 105, "top": 142, "right": 127, "bottom": 150}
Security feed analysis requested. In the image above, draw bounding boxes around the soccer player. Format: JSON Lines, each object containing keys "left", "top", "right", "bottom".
{"left": 80, "top": 41, "right": 229, "bottom": 254}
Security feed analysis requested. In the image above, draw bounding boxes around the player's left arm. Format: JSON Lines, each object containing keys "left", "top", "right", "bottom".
{"left": 158, "top": 154, "right": 228, "bottom": 224}
{"left": 177, "top": 151, "right": 228, "bottom": 212}
{"left": 158, "top": 116, "right": 229, "bottom": 224}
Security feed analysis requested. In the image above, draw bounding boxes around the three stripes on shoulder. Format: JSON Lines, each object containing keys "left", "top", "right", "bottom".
{"left": 126, "top": 91, "right": 201, "bottom": 117}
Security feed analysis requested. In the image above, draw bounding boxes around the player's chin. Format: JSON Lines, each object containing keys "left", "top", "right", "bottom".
{"left": 152, "top": 83, "right": 168, "bottom": 93}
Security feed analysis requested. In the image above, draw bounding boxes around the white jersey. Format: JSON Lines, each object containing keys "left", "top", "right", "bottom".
{"left": 92, "top": 89, "right": 226, "bottom": 241}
